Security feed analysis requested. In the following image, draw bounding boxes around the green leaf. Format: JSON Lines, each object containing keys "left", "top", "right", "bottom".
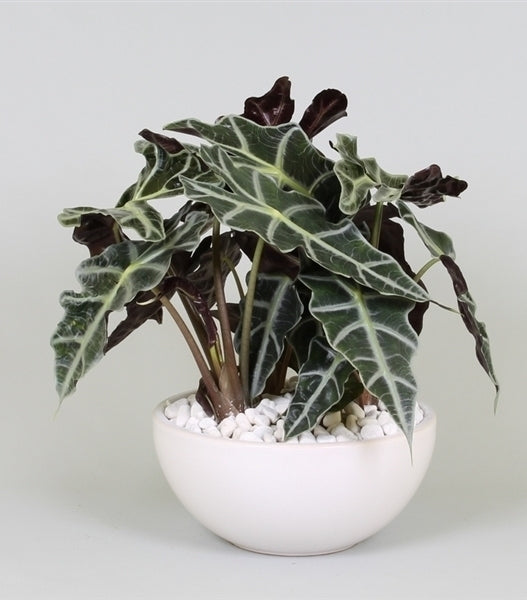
{"left": 333, "top": 134, "right": 408, "bottom": 216}
{"left": 182, "top": 145, "right": 429, "bottom": 303}
{"left": 51, "top": 211, "right": 208, "bottom": 400}
{"left": 236, "top": 273, "right": 303, "bottom": 400}
{"left": 300, "top": 271, "right": 419, "bottom": 444}
{"left": 396, "top": 200, "right": 456, "bottom": 257}
{"left": 284, "top": 336, "right": 353, "bottom": 438}
{"left": 165, "top": 115, "right": 336, "bottom": 202}
{"left": 118, "top": 138, "right": 217, "bottom": 205}
{"left": 58, "top": 203, "right": 166, "bottom": 241}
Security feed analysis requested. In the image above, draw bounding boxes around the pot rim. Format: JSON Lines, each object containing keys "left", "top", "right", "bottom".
{"left": 153, "top": 391, "right": 436, "bottom": 450}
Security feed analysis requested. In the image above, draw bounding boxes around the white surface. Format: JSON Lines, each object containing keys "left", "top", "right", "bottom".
{"left": 1, "top": 1, "right": 526, "bottom": 598}
{"left": 153, "top": 397, "right": 436, "bottom": 555}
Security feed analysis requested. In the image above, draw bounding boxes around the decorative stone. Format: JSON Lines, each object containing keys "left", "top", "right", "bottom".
{"left": 219, "top": 416, "right": 236, "bottom": 438}
{"left": 274, "top": 395, "right": 291, "bottom": 415}
{"left": 348, "top": 402, "right": 365, "bottom": 419}
{"left": 190, "top": 402, "right": 206, "bottom": 420}
{"left": 175, "top": 404, "right": 190, "bottom": 428}
{"left": 361, "top": 423, "right": 385, "bottom": 440}
{"left": 382, "top": 422, "right": 400, "bottom": 436}
{"left": 235, "top": 412, "right": 252, "bottom": 431}
{"left": 322, "top": 411, "right": 342, "bottom": 429}
{"left": 165, "top": 392, "right": 426, "bottom": 446}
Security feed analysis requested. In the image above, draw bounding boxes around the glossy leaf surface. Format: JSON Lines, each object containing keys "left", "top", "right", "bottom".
{"left": 300, "top": 271, "right": 419, "bottom": 443}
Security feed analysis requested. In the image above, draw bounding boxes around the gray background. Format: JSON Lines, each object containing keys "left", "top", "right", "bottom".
{"left": 1, "top": 2, "right": 525, "bottom": 598}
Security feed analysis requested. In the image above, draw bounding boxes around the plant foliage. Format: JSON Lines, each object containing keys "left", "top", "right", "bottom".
{"left": 52, "top": 77, "right": 498, "bottom": 445}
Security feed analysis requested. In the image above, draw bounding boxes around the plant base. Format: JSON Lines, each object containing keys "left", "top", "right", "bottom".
{"left": 153, "top": 393, "right": 436, "bottom": 556}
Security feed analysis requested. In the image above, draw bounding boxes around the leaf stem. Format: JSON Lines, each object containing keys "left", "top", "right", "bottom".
{"left": 370, "top": 202, "right": 384, "bottom": 248}
{"left": 223, "top": 255, "right": 245, "bottom": 300}
{"left": 212, "top": 220, "right": 245, "bottom": 411}
{"left": 240, "top": 236, "right": 265, "bottom": 399}
{"left": 413, "top": 257, "right": 440, "bottom": 283}
{"left": 158, "top": 295, "right": 224, "bottom": 408}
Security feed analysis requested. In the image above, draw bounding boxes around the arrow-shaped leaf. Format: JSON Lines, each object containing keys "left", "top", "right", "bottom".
{"left": 396, "top": 200, "right": 455, "bottom": 258}
{"left": 58, "top": 203, "right": 166, "bottom": 241}
{"left": 165, "top": 115, "right": 336, "bottom": 202}
{"left": 333, "top": 134, "right": 408, "bottom": 216}
{"left": 51, "top": 211, "right": 209, "bottom": 400}
{"left": 182, "top": 145, "right": 428, "bottom": 303}
{"left": 284, "top": 336, "right": 353, "bottom": 438}
{"left": 300, "top": 270, "right": 419, "bottom": 443}
{"left": 235, "top": 273, "right": 303, "bottom": 400}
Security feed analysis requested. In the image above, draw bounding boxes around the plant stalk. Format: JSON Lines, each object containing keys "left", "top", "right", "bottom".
{"left": 413, "top": 257, "right": 440, "bottom": 283}
{"left": 158, "top": 295, "right": 230, "bottom": 413}
{"left": 370, "top": 202, "right": 384, "bottom": 248}
{"left": 239, "top": 236, "right": 265, "bottom": 399}
{"left": 212, "top": 220, "right": 245, "bottom": 411}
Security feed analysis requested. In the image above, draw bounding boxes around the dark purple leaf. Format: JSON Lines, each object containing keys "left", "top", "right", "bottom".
{"left": 234, "top": 231, "right": 299, "bottom": 279}
{"left": 439, "top": 256, "right": 499, "bottom": 396}
{"left": 299, "top": 88, "right": 348, "bottom": 138}
{"left": 354, "top": 205, "right": 429, "bottom": 333}
{"left": 138, "top": 129, "right": 184, "bottom": 154}
{"left": 73, "top": 214, "right": 126, "bottom": 257}
{"left": 104, "top": 277, "right": 178, "bottom": 353}
{"left": 172, "top": 277, "right": 218, "bottom": 345}
{"left": 195, "top": 379, "right": 215, "bottom": 417}
{"left": 186, "top": 233, "right": 241, "bottom": 307}
{"left": 242, "top": 76, "right": 295, "bottom": 126}
{"left": 401, "top": 164, "right": 468, "bottom": 208}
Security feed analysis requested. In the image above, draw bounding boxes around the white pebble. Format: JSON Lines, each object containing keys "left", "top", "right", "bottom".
{"left": 184, "top": 416, "right": 199, "bottom": 430}
{"left": 274, "top": 419, "right": 285, "bottom": 442}
{"left": 382, "top": 422, "right": 400, "bottom": 436}
{"left": 323, "top": 411, "right": 342, "bottom": 428}
{"left": 219, "top": 416, "right": 236, "bottom": 438}
{"left": 285, "top": 436, "right": 299, "bottom": 444}
{"left": 345, "top": 414, "right": 360, "bottom": 433}
{"left": 253, "top": 414, "right": 271, "bottom": 427}
{"left": 259, "top": 398, "right": 276, "bottom": 409}
{"left": 253, "top": 425, "right": 273, "bottom": 440}
{"left": 245, "top": 408, "right": 258, "bottom": 424}
{"left": 313, "top": 425, "right": 328, "bottom": 437}
{"left": 239, "top": 431, "right": 263, "bottom": 443}
{"left": 263, "top": 431, "right": 277, "bottom": 443}
{"left": 235, "top": 412, "right": 252, "bottom": 431}
{"left": 329, "top": 423, "right": 352, "bottom": 437}
{"left": 203, "top": 427, "right": 222, "bottom": 438}
{"left": 190, "top": 402, "right": 206, "bottom": 420}
{"left": 274, "top": 396, "right": 290, "bottom": 415}
{"left": 364, "top": 405, "right": 379, "bottom": 418}
{"left": 261, "top": 406, "right": 279, "bottom": 423}
{"left": 361, "top": 423, "right": 385, "bottom": 440}
{"left": 198, "top": 417, "right": 216, "bottom": 430}
{"left": 357, "top": 417, "right": 378, "bottom": 428}
{"left": 377, "top": 411, "right": 393, "bottom": 427}
{"left": 336, "top": 432, "right": 358, "bottom": 442}
{"left": 175, "top": 404, "right": 191, "bottom": 428}
{"left": 348, "top": 402, "right": 365, "bottom": 419}
{"left": 299, "top": 431, "right": 316, "bottom": 444}
{"left": 414, "top": 406, "right": 424, "bottom": 425}
{"left": 317, "top": 434, "right": 337, "bottom": 443}
{"left": 164, "top": 403, "right": 181, "bottom": 420}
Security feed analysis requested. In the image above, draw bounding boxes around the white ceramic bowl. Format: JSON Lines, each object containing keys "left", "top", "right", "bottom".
{"left": 153, "top": 395, "right": 436, "bottom": 556}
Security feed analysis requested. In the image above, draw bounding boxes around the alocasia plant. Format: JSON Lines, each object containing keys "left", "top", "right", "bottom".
{"left": 51, "top": 77, "right": 498, "bottom": 446}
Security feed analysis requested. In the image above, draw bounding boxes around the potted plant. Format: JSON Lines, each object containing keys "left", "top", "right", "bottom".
{"left": 51, "top": 77, "right": 498, "bottom": 555}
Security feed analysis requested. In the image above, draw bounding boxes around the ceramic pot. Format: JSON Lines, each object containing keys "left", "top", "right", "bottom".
{"left": 153, "top": 393, "right": 436, "bottom": 556}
